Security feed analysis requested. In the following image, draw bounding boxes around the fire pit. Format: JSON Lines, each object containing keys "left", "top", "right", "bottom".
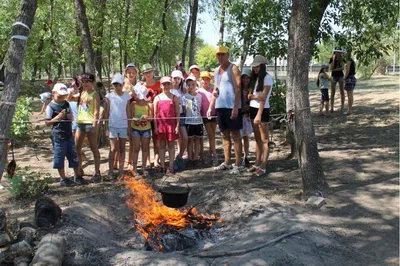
{"left": 123, "top": 173, "right": 221, "bottom": 252}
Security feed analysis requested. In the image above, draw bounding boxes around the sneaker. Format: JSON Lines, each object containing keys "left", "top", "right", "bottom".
{"left": 229, "top": 165, "right": 244, "bottom": 175}
{"left": 142, "top": 170, "right": 150, "bottom": 176}
{"left": 74, "top": 176, "right": 89, "bottom": 185}
{"left": 175, "top": 156, "right": 185, "bottom": 169}
{"left": 60, "top": 178, "right": 76, "bottom": 187}
{"left": 255, "top": 167, "right": 266, "bottom": 176}
{"left": 213, "top": 162, "right": 232, "bottom": 171}
{"left": 91, "top": 173, "right": 101, "bottom": 183}
{"left": 247, "top": 165, "right": 259, "bottom": 173}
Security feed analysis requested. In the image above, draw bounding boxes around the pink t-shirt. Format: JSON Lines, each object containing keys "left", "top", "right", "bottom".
{"left": 197, "top": 87, "right": 215, "bottom": 117}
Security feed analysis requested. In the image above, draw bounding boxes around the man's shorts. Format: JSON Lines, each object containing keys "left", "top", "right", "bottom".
{"left": 320, "top": 88, "right": 329, "bottom": 102}
{"left": 345, "top": 75, "right": 357, "bottom": 91}
{"left": 203, "top": 117, "right": 217, "bottom": 124}
{"left": 77, "top": 124, "right": 93, "bottom": 132}
{"left": 249, "top": 107, "right": 270, "bottom": 123}
{"left": 109, "top": 127, "right": 128, "bottom": 139}
{"left": 332, "top": 76, "right": 344, "bottom": 83}
{"left": 53, "top": 136, "right": 79, "bottom": 169}
{"left": 186, "top": 124, "right": 204, "bottom": 137}
{"left": 132, "top": 128, "right": 151, "bottom": 138}
{"left": 216, "top": 108, "right": 243, "bottom": 132}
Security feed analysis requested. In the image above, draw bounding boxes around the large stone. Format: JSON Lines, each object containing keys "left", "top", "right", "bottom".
{"left": 305, "top": 196, "right": 326, "bottom": 209}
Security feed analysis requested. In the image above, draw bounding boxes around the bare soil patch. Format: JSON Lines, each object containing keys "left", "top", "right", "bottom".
{"left": 0, "top": 76, "right": 398, "bottom": 265}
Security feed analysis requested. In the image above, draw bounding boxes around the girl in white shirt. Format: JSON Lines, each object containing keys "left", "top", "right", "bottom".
{"left": 247, "top": 55, "right": 273, "bottom": 177}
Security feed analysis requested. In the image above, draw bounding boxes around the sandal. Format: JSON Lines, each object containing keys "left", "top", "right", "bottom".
{"left": 213, "top": 162, "right": 232, "bottom": 171}
{"left": 247, "top": 165, "right": 259, "bottom": 173}
{"left": 255, "top": 167, "right": 266, "bottom": 176}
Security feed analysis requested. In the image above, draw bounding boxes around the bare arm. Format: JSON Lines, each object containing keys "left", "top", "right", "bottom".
{"left": 45, "top": 110, "right": 65, "bottom": 126}
{"left": 208, "top": 68, "right": 218, "bottom": 113}
{"left": 93, "top": 93, "right": 100, "bottom": 127}
{"left": 345, "top": 60, "right": 351, "bottom": 77}
{"left": 153, "top": 98, "right": 158, "bottom": 133}
{"left": 231, "top": 64, "right": 241, "bottom": 113}
{"left": 67, "top": 89, "right": 80, "bottom": 102}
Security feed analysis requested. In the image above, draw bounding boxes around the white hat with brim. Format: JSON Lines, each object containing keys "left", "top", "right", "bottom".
{"left": 250, "top": 55, "right": 266, "bottom": 67}
{"left": 160, "top": 76, "right": 172, "bottom": 84}
{"left": 134, "top": 83, "right": 149, "bottom": 101}
{"left": 111, "top": 73, "right": 124, "bottom": 85}
{"left": 185, "top": 76, "right": 196, "bottom": 82}
{"left": 189, "top": 65, "right": 200, "bottom": 72}
{"left": 53, "top": 83, "right": 69, "bottom": 96}
{"left": 171, "top": 70, "right": 184, "bottom": 79}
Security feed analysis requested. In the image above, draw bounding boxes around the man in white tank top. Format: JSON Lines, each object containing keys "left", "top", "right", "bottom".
{"left": 207, "top": 46, "right": 243, "bottom": 174}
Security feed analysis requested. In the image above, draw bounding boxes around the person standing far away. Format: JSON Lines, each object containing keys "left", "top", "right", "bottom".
{"left": 142, "top": 63, "right": 161, "bottom": 169}
{"left": 123, "top": 63, "right": 138, "bottom": 170}
{"left": 39, "top": 80, "right": 55, "bottom": 115}
{"left": 317, "top": 64, "right": 331, "bottom": 117}
{"left": 67, "top": 73, "right": 101, "bottom": 183}
{"left": 329, "top": 47, "right": 345, "bottom": 113}
{"left": 344, "top": 50, "right": 357, "bottom": 115}
{"left": 103, "top": 73, "right": 131, "bottom": 180}
{"left": 197, "top": 71, "right": 218, "bottom": 166}
{"left": 45, "top": 83, "right": 81, "bottom": 187}
{"left": 170, "top": 70, "right": 188, "bottom": 171}
{"left": 153, "top": 76, "right": 180, "bottom": 174}
{"left": 240, "top": 68, "right": 253, "bottom": 167}
{"left": 207, "top": 46, "right": 243, "bottom": 175}
{"left": 175, "top": 61, "right": 189, "bottom": 79}
{"left": 247, "top": 55, "right": 273, "bottom": 177}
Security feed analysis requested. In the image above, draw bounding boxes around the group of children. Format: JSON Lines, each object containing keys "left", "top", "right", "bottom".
{"left": 44, "top": 51, "right": 275, "bottom": 186}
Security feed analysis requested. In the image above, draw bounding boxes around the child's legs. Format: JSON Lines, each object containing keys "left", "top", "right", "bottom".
{"left": 199, "top": 138, "right": 204, "bottom": 159}
{"left": 153, "top": 138, "right": 159, "bottom": 166}
{"left": 167, "top": 141, "right": 175, "bottom": 169}
{"left": 141, "top": 135, "right": 150, "bottom": 169}
{"left": 159, "top": 139, "right": 167, "bottom": 168}
{"left": 132, "top": 134, "right": 141, "bottom": 170}
{"left": 128, "top": 137, "right": 134, "bottom": 166}
{"left": 339, "top": 79, "right": 345, "bottom": 111}
{"left": 243, "top": 136, "right": 249, "bottom": 158}
{"left": 204, "top": 122, "right": 215, "bottom": 156}
{"left": 86, "top": 128, "right": 101, "bottom": 174}
{"left": 74, "top": 129, "right": 86, "bottom": 171}
{"left": 53, "top": 139, "right": 67, "bottom": 178}
{"left": 114, "top": 138, "right": 120, "bottom": 169}
{"left": 65, "top": 136, "right": 80, "bottom": 175}
{"left": 109, "top": 138, "right": 118, "bottom": 172}
{"left": 118, "top": 138, "right": 127, "bottom": 171}
{"left": 178, "top": 126, "right": 188, "bottom": 158}
{"left": 194, "top": 137, "right": 201, "bottom": 161}
{"left": 330, "top": 81, "right": 337, "bottom": 110}
{"left": 258, "top": 122, "right": 270, "bottom": 169}
{"left": 252, "top": 121, "right": 262, "bottom": 166}
{"left": 187, "top": 138, "right": 194, "bottom": 160}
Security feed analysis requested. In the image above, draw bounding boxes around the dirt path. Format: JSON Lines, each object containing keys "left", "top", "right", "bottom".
{"left": 0, "top": 76, "right": 398, "bottom": 265}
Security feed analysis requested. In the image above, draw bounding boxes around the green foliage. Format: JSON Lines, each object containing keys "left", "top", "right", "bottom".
{"left": 10, "top": 97, "right": 33, "bottom": 139}
{"left": 6, "top": 166, "right": 54, "bottom": 199}
{"left": 195, "top": 44, "right": 219, "bottom": 71}
{"left": 269, "top": 80, "right": 287, "bottom": 115}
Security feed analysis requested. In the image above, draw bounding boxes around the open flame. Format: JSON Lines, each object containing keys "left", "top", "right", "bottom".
{"left": 123, "top": 173, "right": 220, "bottom": 251}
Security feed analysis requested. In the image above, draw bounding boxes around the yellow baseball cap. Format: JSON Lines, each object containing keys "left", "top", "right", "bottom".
{"left": 200, "top": 71, "right": 211, "bottom": 79}
{"left": 216, "top": 46, "right": 229, "bottom": 54}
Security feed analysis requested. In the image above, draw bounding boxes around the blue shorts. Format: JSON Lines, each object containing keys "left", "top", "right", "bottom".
{"left": 332, "top": 76, "right": 344, "bottom": 83}
{"left": 53, "top": 136, "right": 79, "bottom": 169}
{"left": 77, "top": 124, "right": 93, "bottom": 132}
{"left": 180, "top": 113, "right": 186, "bottom": 127}
{"left": 132, "top": 128, "right": 151, "bottom": 138}
{"left": 320, "top": 88, "right": 329, "bottom": 102}
{"left": 109, "top": 127, "right": 128, "bottom": 139}
{"left": 216, "top": 108, "right": 243, "bottom": 132}
{"left": 345, "top": 75, "right": 357, "bottom": 91}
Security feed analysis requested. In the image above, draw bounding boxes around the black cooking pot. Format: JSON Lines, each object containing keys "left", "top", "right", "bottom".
{"left": 158, "top": 176, "right": 191, "bottom": 208}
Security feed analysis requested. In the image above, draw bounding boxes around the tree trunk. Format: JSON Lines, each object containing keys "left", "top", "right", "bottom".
{"left": 150, "top": 0, "right": 169, "bottom": 68}
{"left": 219, "top": 0, "right": 225, "bottom": 43}
{"left": 74, "top": 0, "right": 96, "bottom": 75}
{"left": 123, "top": 0, "right": 131, "bottom": 67}
{"left": 92, "top": 0, "right": 107, "bottom": 80}
{"left": 0, "top": 0, "right": 37, "bottom": 180}
{"left": 188, "top": 0, "right": 199, "bottom": 66}
{"left": 309, "top": 0, "right": 331, "bottom": 54}
{"left": 181, "top": 6, "right": 192, "bottom": 68}
{"left": 239, "top": 33, "right": 249, "bottom": 70}
{"left": 286, "top": 0, "right": 328, "bottom": 192}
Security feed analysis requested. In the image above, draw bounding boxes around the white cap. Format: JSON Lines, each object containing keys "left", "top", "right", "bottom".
{"left": 52, "top": 83, "right": 69, "bottom": 95}
{"left": 133, "top": 83, "right": 149, "bottom": 101}
{"left": 185, "top": 75, "right": 196, "bottom": 82}
{"left": 171, "top": 70, "right": 183, "bottom": 79}
{"left": 111, "top": 73, "right": 124, "bottom": 85}
{"left": 189, "top": 65, "right": 200, "bottom": 72}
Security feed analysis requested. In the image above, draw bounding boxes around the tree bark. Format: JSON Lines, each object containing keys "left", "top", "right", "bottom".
{"left": 286, "top": 0, "right": 328, "bottom": 192}
{"left": 74, "top": 0, "right": 96, "bottom": 75}
{"left": 123, "top": 0, "right": 131, "bottom": 67}
{"left": 219, "top": 0, "right": 225, "bottom": 43}
{"left": 150, "top": 0, "right": 169, "bottom": 69}
{"left": 93, "top": 0, "right": 107, "bottom": 80}
{"left": 0, "top": 0, "right": 37, "bottom": 180}
{"left": 188, "top": 0, "right": 199, "bottom": 66}
{"left": 181, "top": 3, "right": 192, "bottom": 68}
{"left": 239, "top": 35, "right": 249, "bottom": 71}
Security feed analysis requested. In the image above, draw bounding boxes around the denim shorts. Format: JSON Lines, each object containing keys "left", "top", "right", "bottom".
{"left": 132, "top": 128, "right": 151, "bottom": 138}
{"left": 109, "top": 127, "right": 128, "bottom": 139}
{"left": 53, "top": 136, "right": 79, "bottom": 169}
{"left": 332, "top": 76, "right": 344, "bottom": 83}
{"left": 320, "top": 88, "right": 329, "bottom": 102}
{"left": 77, "top": 124, "right": 93, "bottom": 132}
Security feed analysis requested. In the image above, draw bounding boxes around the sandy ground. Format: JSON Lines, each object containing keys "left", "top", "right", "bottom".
{"left": 0, "top": 76, "right": 398, "bottom": 265}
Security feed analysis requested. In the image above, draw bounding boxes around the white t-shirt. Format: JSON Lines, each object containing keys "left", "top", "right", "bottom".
{"left": 183, "top": 93, "right": 202, "bottom": 125}
{"left": 105, "top": 92, "right": 131, "bottom": 128}
{"left": 249, "top": 74, "right": 273, "bottom": 109}
{"left": 171, "top": 88, "right": 185, "bottom": 114}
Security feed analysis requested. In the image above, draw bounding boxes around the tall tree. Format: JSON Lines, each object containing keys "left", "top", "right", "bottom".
{"left": 219, "top": 0, "right": 225, "bottom": 43}
{"left": 0, "top": 0, "right": 38, "bottom": 180}
{"left": 150, "top": 0, "right": 169, "bottom": 69}
{"left": 286, "top": 0, "right": 328, "bottom": 192}
{"left": 74, "top": 0, "right": 96, "bottom": 75}
{"left": 188, "top": 0, "right": 199, "bottom": 66}
{"left": 181, "top": 2, "right": 192, "bottom": 68}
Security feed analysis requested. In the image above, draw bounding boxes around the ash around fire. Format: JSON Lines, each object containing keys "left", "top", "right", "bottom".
{"left": 144, "top": 225, "right": 216, "bottom": 252}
